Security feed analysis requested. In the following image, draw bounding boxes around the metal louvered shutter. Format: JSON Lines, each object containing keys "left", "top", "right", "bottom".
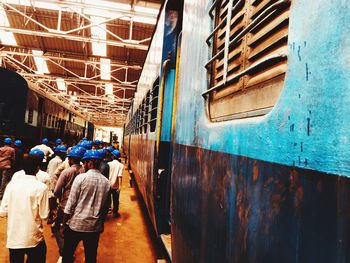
{"left": 205, "top": 0, "right": 290, "bottom": 121}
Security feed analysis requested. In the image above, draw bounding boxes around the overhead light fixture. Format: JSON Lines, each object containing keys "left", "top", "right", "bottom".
{"left": 120, "top": 16, "right": 156, "bottom": 25}
{"left": 32, "top": 50, "right": 50, "bottom": 74}
{"left": 134, "top": 6, "right": 159, "bottom": 15}
{"left": 105, "top": 83, "right": 113, "bottom": 95}
{"left": 56, "top": 78, "right": 66, "bottom": 91}
{"left": 91, "top": 16, "right": 107, "bottom": 57}
{"left": 0, "top": 7, "right": 17, "bottom": 46}
{"left": 100, "top": 58, "right": 111, "bottom": 80}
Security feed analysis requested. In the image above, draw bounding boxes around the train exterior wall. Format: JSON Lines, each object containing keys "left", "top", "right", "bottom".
{"left": 171, "top": 0, "right": 350, "bottom": 262}
{"left": 129, "top": 134, "right": 158, "bottom": 230}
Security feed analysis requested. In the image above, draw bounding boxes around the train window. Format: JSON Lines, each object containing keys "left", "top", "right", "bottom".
{"left": 144, "top": 91, "right": 150, "bottom": 134}
{"left": 42, "top": 113, "right": 47, "bottom": 127}
{"left": 28, "top": 109, "right": 33, "bottom": 124}
{"left": 150, "top": 83, "right": 159, "bottom": 132}
{"left": 51, "top": 116, "right": 55, "bottom": 127}
{"left": 205, "top": 0, "right": 290, "bottom": 121}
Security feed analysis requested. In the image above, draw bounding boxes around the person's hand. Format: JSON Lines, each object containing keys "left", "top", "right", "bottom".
{"left": 59, "top": 223, "right": 66, "bottom": 237}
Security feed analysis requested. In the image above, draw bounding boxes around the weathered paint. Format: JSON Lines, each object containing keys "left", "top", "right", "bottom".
{"left": 175, "top": 0, "right": 350, "bottom": 177}
{"left": 172, "top": 144, "right": 350, "bottom": 263}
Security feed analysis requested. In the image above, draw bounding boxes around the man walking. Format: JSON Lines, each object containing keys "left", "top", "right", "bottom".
{"left": 0, "top": 137, "right": 15, "bottom": 200}
{"left": 0, "top": 154, "right": 49, "bottom": 263}
{"left": 61, "top": 150, "right": 110, "bottom": 263}
{"left": 108, "top": 150, "right": 124, "bottom": 217}
{"left": 53, "top": 147, "right": 85, "bottom": 263}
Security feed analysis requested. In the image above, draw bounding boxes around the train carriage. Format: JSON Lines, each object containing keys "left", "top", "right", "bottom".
{"left": 0, "top": 67, "right": 93, "bottom": 148}
{"left": 125, "top": 0, "right": 350, "bottom": 262}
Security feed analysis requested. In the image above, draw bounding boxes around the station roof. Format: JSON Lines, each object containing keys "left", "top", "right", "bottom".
{"left": 0, "top": 0, "right": 162, "bottom": 126}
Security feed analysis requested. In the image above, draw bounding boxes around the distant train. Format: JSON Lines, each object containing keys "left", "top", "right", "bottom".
{"left": 0, "top": 67, "right": 94, "bottom": 149}
{"left": 124, "top": 0, "right": 350, "bottom": 262}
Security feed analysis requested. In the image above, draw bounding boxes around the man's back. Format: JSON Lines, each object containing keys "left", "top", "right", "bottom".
{"left": 0, "top": 174, "right": 49, "bottom": 248}
{"left": 0, "top": 145, "right": 15, "bottom": 169}
{"left": 64, "top": 169, "right": 110, "bottom": 232}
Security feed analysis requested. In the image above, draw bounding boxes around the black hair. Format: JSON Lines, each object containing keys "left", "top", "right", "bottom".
{"left": 23, "top": 154, "right": 41, "bottom": 175}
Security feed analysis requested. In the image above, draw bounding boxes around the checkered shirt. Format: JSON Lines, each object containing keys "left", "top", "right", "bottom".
{"left": 64, "top": 169, "right": 110, "bottom": 232}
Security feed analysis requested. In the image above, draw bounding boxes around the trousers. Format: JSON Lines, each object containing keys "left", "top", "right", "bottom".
{"left": 9, "top": 241, "right": 46, "bottom": 263}
{"left": 62, "top": 227, "right": 100, "bottom": 263}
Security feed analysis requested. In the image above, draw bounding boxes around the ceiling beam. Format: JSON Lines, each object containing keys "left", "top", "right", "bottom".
{"left": 0, "top": 49, "right": 142, "bottom": 69}
{"left": 0, "top": 26, "right": 149, "bottom": 50}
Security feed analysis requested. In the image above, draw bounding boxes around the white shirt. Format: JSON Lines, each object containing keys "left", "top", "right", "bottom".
{"left": 36, "top": 170, "right": 51, "bottom": 188}
{"left": 47, "top": 155, "right": 64, "bottom": 192}
{"left": 108, "top": 160, "right": 124, "bottom": 189}
{"left": 0, "top": 174, "right": 49, "bottom": 248}
{"left": 12, "top": 169, "right": 51, "bottom": 189}
{"left": 31, "top": 144, "right": 54, "bottom": 162}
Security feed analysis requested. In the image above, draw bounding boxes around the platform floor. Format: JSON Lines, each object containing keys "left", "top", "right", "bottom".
{"left": 0, "top": 163, "right": 161, "bottom": 262}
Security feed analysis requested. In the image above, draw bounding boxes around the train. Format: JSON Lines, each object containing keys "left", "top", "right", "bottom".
{"left": 123, "top": 0, "right": 350, "bottom": 262}
{"left": 0, "top": 67, "right": 94, "bottom": 149}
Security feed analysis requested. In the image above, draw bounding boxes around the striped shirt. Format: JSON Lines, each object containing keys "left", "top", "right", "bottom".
{"left": 64, "top": 169, "right": 110, "bottom": 232}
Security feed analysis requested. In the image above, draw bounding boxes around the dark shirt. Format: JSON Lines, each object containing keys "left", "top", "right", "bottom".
{"left": 13, "top": 148, "right": 24, "bottom": 172}
{"left": 99, "top": 161, "right": 110, "bottom": 179}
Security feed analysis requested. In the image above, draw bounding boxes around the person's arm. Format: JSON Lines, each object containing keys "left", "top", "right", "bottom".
{"left": 0, "top": 183, "right": 10, "bottom": 217}
{"left": 117, "top": 163, "right": 124, "bottom": 191}
{"left": 47, "top": 146, "right": 54, "bottom": 158}
{"left": 54, "top": 170, "right": 67, "bottom": 197}
{"left": 11, "top": 149, "right": 15, "bottom": 167}
{"left": 63, "top": 176, "right": 80, "bottom": 216}
{"left": 38, "top": 186, "right": 49, "bottom": 219}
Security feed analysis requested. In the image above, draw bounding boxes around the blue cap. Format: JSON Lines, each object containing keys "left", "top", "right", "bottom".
{"left": 82, "top": 137, "right": 87, "bottom": 141}
{"left": 55, "top": 138, "right": 62, "bottom": 144}
{"left": 29, "top": 149, "right": 45, "bottom": 159}
{"left": 97, "top": 149, "right": 107, "bottom": 158}
{"left": 42, "top": 138, "right": 49, "bottom": 144}
{"left": 67, "top": 147, "right": 85, "bottom": 159}
{"left": 86, "top": 141, "right": 93, "bottom": 149}
{"left": 81, "top": 150, "right": 102, "bottom": 160}
{"left": 111, "top": 150, "right": 120, "bottom": 159}
{"left": 55, "top": 145, "right": 67, "bottom": 153}
{"left": 14, "top": 140, "right": 22, "bottom": 147}
{"left": 4, "top": 137, "right": 12, "bottom": 144}
{"left": 106, "top": 146, "right": 114, "bottom": 152}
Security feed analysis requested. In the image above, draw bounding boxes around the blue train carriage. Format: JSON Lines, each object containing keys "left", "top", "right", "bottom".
{"left": 0, "top": 67, "right": 90, "bottom": 148}
{"left": 123, "top": 0, "right": 183, "bottom": 256}
{"left": 171, "top": 0, "right": 350, "bottom": 262}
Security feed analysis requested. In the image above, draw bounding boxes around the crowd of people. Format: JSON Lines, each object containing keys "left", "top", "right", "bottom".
{"left": 0, "top": 137, "right": 124, "bottom": 263}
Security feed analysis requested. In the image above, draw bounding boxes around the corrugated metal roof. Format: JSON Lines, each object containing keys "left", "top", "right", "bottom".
{"left": 0, "top": 0, "right": 162, "bottom": 126}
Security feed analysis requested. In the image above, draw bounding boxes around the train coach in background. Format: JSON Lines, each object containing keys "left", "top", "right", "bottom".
{"left": 0, "top": 68, "right": 94, "bottom": 151}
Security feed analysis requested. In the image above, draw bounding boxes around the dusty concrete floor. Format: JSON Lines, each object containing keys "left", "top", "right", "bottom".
{"left": 0, "top": 165, "right": 161, "bottom": 262}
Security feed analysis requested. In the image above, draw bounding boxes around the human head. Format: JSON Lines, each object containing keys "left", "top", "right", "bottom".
{"left": 81, "top": 150, "right": 102, "bottom": 171}
{"left": 42, "top": 138, "right": 49, "bottom": 145}
{"left": 22, "top": 154, "right": 41, "bottom": 175}
{"left": 55, "top": 138, "right": 62, "bottom": 145}
{"left": 14, "top": 139, "right": 22, "bottom": 147}
{"left": 55, "top": 145, "right": 67, "bottom": 159}
{"left": 29, "top": 149, "right": 45, "bottom": 160}
{"left": 4, "top": 137, "right": 11, "bottom": 145}
{"left": 67, "top": 147, "right": 85, "bottom": 166}
{"left": 111, "top": 150, "right": 121, "bottom": 160}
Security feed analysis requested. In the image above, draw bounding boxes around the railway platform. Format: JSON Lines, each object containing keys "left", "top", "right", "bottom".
{"left": 0, "top": 160, "right": 164, "bottom": 263}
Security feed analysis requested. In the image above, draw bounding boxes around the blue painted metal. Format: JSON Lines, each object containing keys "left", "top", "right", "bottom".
{"left": 175, "top": 0, "right": 350, "bottom": 177}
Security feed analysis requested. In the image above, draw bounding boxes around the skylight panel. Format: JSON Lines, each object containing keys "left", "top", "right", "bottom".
{"left": 91, "top": 16, "right": 107, "bottom": 57}
{"left": 105, "top": 83, "right": 113, "bottom": 95}
{"left": 0, "top": 7, "right": 17, "bottom": 45}
{"left": 32, "top": 50, "right": 50, "bottom": 74}
{"left": 134, "top": 6, "right": 159, "bottom": 15}
{"left": 84, "top": 0, "right": 130, "bottom": 11}
{"left": 100, "top": 58, "right": 111, "bottom": 80}
{"left": 56, "top": 78, "right": 66, "bottom": 91}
